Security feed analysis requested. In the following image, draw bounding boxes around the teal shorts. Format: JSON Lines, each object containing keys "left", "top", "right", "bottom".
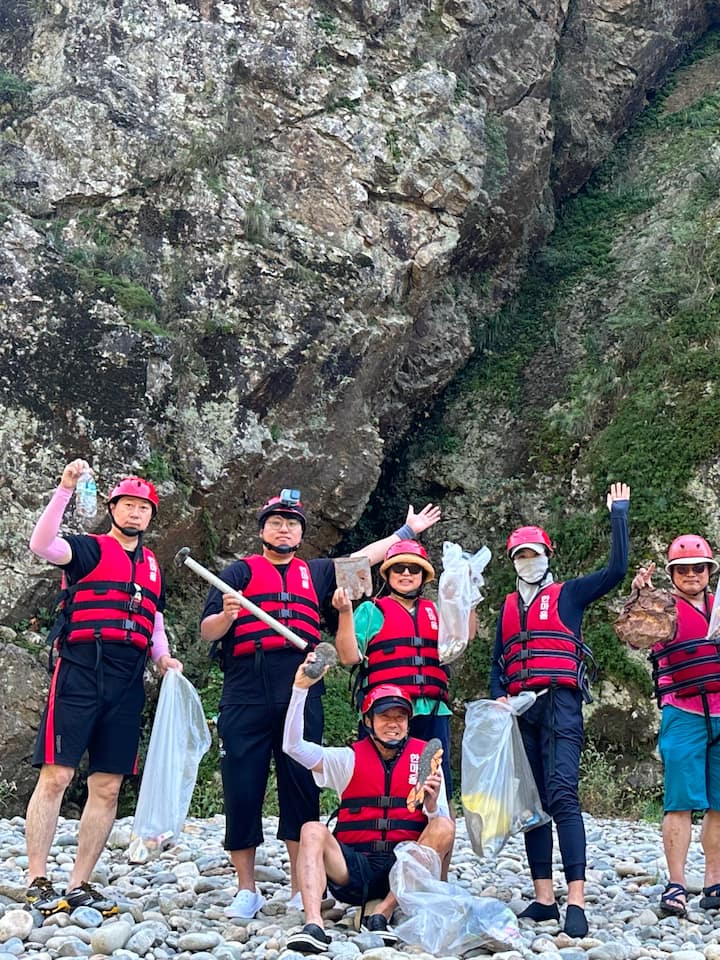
{"left": 658, "top": 705, "right": 720, "bottom": 812}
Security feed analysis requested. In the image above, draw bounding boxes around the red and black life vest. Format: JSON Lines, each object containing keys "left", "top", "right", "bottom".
{"left": 500, "top": 583, "right": 591, "bottom": 696}
{"left": 334, "top": 736, "right": 428, "bottom": 853}
{"left": 231, "top": 554, "right": 320, "bottom": 657}
{"left": 650, "top": 593, "right": 720, "bottom": 701}
{"left": 361, "top": 596, "right": 448, "bottom": 703}
{"left": 61, "top": 534, "right": 160, "bottom": 652}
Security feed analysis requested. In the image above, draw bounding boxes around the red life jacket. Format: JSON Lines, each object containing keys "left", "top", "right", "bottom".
{"left": 334, "top": 736, "right": 428, "bottom": 852}
{"left": 62, "top": 535, "right": 160, "bottom": 652}
{"left": 231, "top": 554, "right": 320, "bottom": 657}
{"left": 362, "top": 596, "right": 448, "bottom": 703}
{"left": 650, "top": 593, "right": 720, "bottom": 700}
{"left": 500, "top": 583, "right": 591, "bottom": 695}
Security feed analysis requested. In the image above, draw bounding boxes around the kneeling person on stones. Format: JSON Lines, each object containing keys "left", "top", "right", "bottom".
{"left": 282, "top": 657, "right": 455, "bottom": 955}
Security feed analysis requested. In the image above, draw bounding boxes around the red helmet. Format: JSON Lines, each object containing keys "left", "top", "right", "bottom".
{"left": 361, "top": 684, "right": 413, "bottom": 718}
{"left": 257, "top": 493, "right": 307, "bottom": 533}
{"left": 506, "top": 525, "right": 554, "bottom": 558}
{"left": 108, "top": 477, "right": 159, "bottom": 516}
{"left": 379, "top": 539, "right": 435, "bottom": 582}
{"left": 666, "top": 534, "right": 719, "bottom": 573}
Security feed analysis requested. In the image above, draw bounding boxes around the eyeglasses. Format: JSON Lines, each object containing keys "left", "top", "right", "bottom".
{"left": 389, "top": 563, "right": 423, "bottom": 576}
{"left": 674, "top": 563, "right": 710, "bottom": 575}
{"left": 265, "top": 517, "right": 302, "bottom": 530}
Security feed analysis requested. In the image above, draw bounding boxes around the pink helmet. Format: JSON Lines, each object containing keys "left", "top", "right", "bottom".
{"left": 108, "top": 477, "right": 159, "bottom": 516}
{"left": 379, "top": 539, "right": 435, "bottom": 582}
{"left": 506, "top": 525, "right": 554, "bottom": 558}
{"left": 666, "top": 534, "right": 719, "bottom": 573}
{"left": 361, "top": 684, "right": 413, "bottom": 718}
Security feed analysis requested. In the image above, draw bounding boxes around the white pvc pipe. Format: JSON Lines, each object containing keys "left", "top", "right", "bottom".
{"left": 182, "top": 553, "right": 308, "bottom": 651}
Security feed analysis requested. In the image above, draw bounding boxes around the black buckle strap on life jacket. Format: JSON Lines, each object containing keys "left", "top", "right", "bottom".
{"left": 335, "top": 817, "right": 421, "bottom": 834}
{"left": 339, "top": 796, "right": 407, "bottom": 812}
{"left": 66, "top": 618, "right": 153, "bottom": 641}
{"left": 235, "top": 607, "right": 320, "bottom": 630}
{"left": 371, "top": 635, "right": 426, "bottom": 654}
{"left": 239, "top": 590, "right": 318, "bottom": 612}
{"left": 64, "top": 579, "right": 160, "bottom": 606}
{"left": 503, "top": 646, "right": 583, "bottom": 670}
{"left": 67, "top": 598, "right": 155, "bottom": 617}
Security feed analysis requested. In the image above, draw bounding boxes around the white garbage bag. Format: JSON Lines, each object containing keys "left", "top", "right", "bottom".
{"left": 129, "top": 670, "right": 211, "bottom": 863}
{"left": 437, "top": 541, "right": 491, "bottom": 664}
{"left": 461, "top": 692, "right": 549, "bottom": 858}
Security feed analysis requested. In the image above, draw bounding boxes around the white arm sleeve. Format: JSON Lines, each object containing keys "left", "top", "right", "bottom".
{"left": 283, "top": 686, "right": 324, "bottom": 770}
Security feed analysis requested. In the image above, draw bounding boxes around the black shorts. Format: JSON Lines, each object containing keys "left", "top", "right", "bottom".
{"left": 32, "top": 656, "right": 145, "bottom": 775}
{"left": 218, "top": 696, "right": 323, "bottom": 850}
{"left": 327, "top": 843, "right": 396, "bottom": 905}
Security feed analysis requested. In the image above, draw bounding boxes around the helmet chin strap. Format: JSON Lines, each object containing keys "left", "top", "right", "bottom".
{"left": 389, "top": 585, "right": 423, "bottom": 601}
{"left": 369, "top": 717, "right": 408, "bottom": 751}
{"left": 109, "top": 515, "right": 143, "bottom": 539}
{"left": 262, "top": 540, "right": 300, "bottom": 555}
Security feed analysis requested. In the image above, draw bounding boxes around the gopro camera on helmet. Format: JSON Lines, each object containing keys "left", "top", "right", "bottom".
{"left": 279, "top": 488, "right": 301, "bottom": 507}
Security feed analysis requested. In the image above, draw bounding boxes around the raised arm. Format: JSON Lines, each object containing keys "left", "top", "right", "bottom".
{"left": 350, "top": 503, "right": 441, "bottom": 566}
{"left": 29, "top": 459, "right": 90, "bottom": 565}
{"left": 282, "top": 658, "right": 328, "bottom": 773}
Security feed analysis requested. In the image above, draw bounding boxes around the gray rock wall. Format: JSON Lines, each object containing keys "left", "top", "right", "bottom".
{"left": 0, "top": 0, "right": 713, "bottom": 809}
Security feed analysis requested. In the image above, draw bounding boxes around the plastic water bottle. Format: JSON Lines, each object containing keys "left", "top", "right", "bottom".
{"left": 76, "top": 469, "right": 97, "bottom": 520}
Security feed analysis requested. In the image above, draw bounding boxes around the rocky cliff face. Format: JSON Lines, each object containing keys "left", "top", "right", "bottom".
{"left": 0, "top": 0, "right": 712, "bottom": 627}
{"left": 0, "top": 0, "right": 716, "bottom": 811}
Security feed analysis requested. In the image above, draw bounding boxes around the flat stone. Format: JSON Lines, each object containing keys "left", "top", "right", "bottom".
{"left": 0, "top": 910, "right": 33, "bottom": 942}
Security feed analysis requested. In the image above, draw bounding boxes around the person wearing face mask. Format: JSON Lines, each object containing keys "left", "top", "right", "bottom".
{"left": 489, "top": 482, "right": 630, "bottom": 938}
{"left": 632, "top": 537, "right": 720, "bottom": 919}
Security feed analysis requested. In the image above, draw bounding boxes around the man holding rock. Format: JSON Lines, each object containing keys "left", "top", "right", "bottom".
{"left": 632, "top": 534, "right": 720, "bottom": 918}
{"left": 199, "top": 491, "right": 440, "bottom": 919}
{"left": 282, "top": 657, "right": 454, "bottom": 954}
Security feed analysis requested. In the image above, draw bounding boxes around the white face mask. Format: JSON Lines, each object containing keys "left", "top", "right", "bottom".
{"left": 514, "top": 554, "right": 549, "bottom": 584}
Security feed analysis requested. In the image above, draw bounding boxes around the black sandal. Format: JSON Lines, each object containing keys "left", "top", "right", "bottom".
{"left": 700, "top": 883, "right": 720, "bottom": 910}
{"left": 660, "top": 882, "right": 688, "bottom": 918}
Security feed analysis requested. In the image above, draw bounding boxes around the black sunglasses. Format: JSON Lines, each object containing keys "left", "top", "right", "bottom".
{"left": 389, "top": 563, "right": 423, "bottom": 575}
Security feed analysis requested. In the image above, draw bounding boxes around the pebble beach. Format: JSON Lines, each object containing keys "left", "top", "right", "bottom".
{"left": 1, "top": 814, "right": 718, "bottom": 960}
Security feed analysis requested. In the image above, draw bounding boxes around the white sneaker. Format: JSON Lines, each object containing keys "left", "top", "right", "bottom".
{"left": 287, "top": 891, "right": 304, "bottom": 911}
{"left": 224, "top": 889, "right": 267, "bottom": 919}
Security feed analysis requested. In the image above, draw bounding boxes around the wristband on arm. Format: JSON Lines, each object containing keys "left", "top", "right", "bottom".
{"left": 393, "top": 523, "right": 415, "bottom": 541}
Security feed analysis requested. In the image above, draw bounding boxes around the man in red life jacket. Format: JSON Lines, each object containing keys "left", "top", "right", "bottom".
{"left": 632, "top": 535, "right": 720, "bottom": 918}
{"left": 25, "top": 458, "right": 182, "bottom": 918}
{"left": 282, "top": 664, "right": 454, "bottom": 954}
{"left": 200, "top": 492, "right": 441, "bottom": 920}
{"left": 490, "top": 482, "right": 630, "bottom": 938}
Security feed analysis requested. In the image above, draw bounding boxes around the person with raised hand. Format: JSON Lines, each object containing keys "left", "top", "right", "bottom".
{"left": 282, "top": 655, "right": 454, "bottom": 954}
{"left": 490, "top": 482, "right": 630, "bottom": 938}
{"left": 25, "top": 458, "right": 181, "bottom": 918}
{"left": 200, "top": 491, "right": 441, "bottom": 919}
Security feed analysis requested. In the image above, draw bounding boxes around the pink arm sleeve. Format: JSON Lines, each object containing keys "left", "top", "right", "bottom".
{"left": 29, "top": 486, "right": 73, "bottom": 565}
{"left": 150, "top": 611, "right": 170, "bottom": 662}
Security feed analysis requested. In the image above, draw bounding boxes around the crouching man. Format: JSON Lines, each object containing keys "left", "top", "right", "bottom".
{"left": 282, "top": 659, "right": 455, "bottom": 954}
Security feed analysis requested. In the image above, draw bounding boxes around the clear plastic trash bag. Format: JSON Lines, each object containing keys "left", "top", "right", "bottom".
{"left": 129, "top": 670, "right": 212, "bottom": 863}
{"left": 390, "top": 840, "right": 522, "bottom": 955}
{"left": 437, "top": 541, "right": 492, "bottom": 664}
{"left": 461, "top": 692, "right": 549, "bottom": 858}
